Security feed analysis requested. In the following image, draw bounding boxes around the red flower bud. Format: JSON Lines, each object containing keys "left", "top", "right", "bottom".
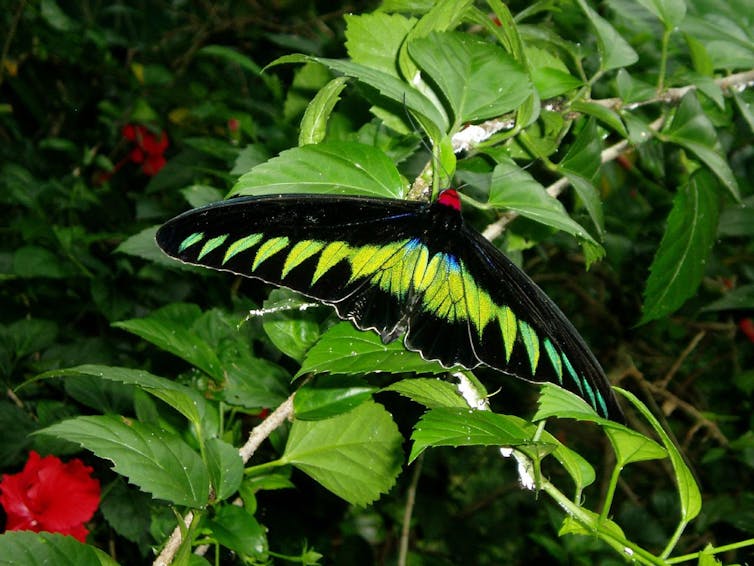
{"left": 739, "top": 318, "right": 754, "bottom": 344}
{"left": 0, "top": 451, "right": 100, "bottom": 542}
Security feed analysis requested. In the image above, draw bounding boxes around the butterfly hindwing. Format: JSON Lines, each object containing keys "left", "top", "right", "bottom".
{"left": 157, "top": 192, "right": 622, "bottom": 420}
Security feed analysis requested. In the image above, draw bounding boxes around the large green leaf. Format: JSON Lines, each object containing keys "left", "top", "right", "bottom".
{"left": 294, "top": 375, "right": 378, "bottom": 420}
{"left": 281, "top": 400, "right": 403, "bottom": 506}
{"left": 575, "top": 0, "right": 639, "bottom": 71}
{"left": 408, "top": 31, "right": 531, "bottom": 126}
{"left": 615, "top": 388, "right": 702, "bottom": 525}
{"left": 206, "top": 437, "right": 244, "bottom": 502}
{"left": 641, "top": 170, "right": 719, "bottom": 323}
{"left": 206, "top": 505, "right": 268, "bottom": 560}
{"left": 344, "top": 12, "right": 415, "bottom": 77}
{"left": 702, "top": 284, "right": 754, "bottom": 312}
{"left": 299, "top": 77, "right": 348, "bottom": 146}
{"left": 38, "top": 415, "right": 210, "bottom": 508}
{"left": 488, "top": 158, "right": 600, "bottom": 249}
{"left": 634, "top": 0, "right": 686, "bottom": 29}
{"left": 114, "top": 303, "right": 224, "bottom": 381}
{"left": 409, "top": 407, "right": 533, "bottom": 463}
{"left": 37, "top": 364, "right": 208, "bottom": 429}
{"left": 0, "top": 532, "right": 118, "bottom": 566}
{"left": 558, "top": 118, "right": 606, "bottom": 238}
{"left": 296, "top": 322, "right": 447, "bottom": 378}
{"left": 231, "top": 141, "right": 406, "bottom": 199}
{"left": 269, "top": 54, "right": 449, "bottom": 133}
{"left": 382, "top": 377, "right": 468, "bottom": 409}
{"left": 662, "top": 92, "right": 740, "bottom": 200}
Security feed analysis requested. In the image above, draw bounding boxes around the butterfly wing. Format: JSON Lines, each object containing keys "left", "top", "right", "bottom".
{"left": 157, "top": 193, "right": 621, "bottom": 420}
{"left": 156, "top": 194, "right": 431, "bottom": 340}
{"left": 453, "top": 226, "right": 621, "bottom": 420}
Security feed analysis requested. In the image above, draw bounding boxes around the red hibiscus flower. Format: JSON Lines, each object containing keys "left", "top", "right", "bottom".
{"left": 0, "top": 451, "right": 101, "bottom": 542}
{"left": 122, "top": 123, "right": 169, "bottom": 176}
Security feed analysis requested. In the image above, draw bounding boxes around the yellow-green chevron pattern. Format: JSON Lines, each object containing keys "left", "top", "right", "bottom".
{"left": 177, "top": 230, "right": 609, "bottom": 417}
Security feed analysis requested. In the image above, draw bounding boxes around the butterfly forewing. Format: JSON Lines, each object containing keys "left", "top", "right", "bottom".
{"left": 156, "top": 193, "right": 622, "bottom": 420}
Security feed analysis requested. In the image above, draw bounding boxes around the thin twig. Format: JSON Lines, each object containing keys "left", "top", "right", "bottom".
{"left": 623, "top": 366, "right": 728, "bottom": 446}
{"left": 397, "top": 454, "right": 424, "bottom": 566}
{"left": 657, "top": 331, "right": 706, "bottom": 389}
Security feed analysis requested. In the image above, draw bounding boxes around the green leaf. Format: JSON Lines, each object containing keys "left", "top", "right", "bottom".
{"left": 615, "top": 69, "right": 658, "bottom": 105}
{"left": 409, "top": 407, "right": 535, "bottom": 463}
{"left": 117, "top": 226, "right": 182, "bottom": 267}
{"left": 488, "top": 158, "right": 600, "bottom": 248}
{"left": 634, "top": 0, "right": 686, "bottom": 29}
{"left": 38, "top": 415, "right": 210, "bottom": 507}
{"left": 99, "top": 479, "right": 153, "bottom": 548}
{"left": 717, "top": 196, "right": 754, "bottom": 237}
{"left": 294, "top": 375, "right": 378, "bottom": 420}
{"left": 40, "top": 0, "right": 77, "bottom": 32}
{"left": 13, "top": 246, "right": 67, "bottom": 278}
{"left": 0, "top": 401, "right": 37, "bottom": 466}
{"left": 180, "top": 184, "right": 225, "bottom": 208}
{"left": 408, "top": 31, "right": 531, "bottom": 126}
{"left": 206, "top": 505, "right": 268, "bottom": 560}
{"left": 345, "top": 12, "right": 415, "bottom": 77}
{"left": 662, "top": 93, "right": 740, "bottom": 200}
{"left": 269, "top": 54, "right": 448, "bottom": 133}
{"left": 114, "top": 303, "right": 224, "bottom": 381}
{"left": 198, "top": 45, "right": 281, "bottom": 97}
{"left": 702, "top": 284, "right": 754, "bottom": 311}
{"left": 570, "top": 100, "right": 628, "bottom": 137}
{"left": 533, "top": 383, "right": 603, "bottom": 423}
{"left": 36, "top": 364, "right": 208, "bottom": 428}
{"left": 261, "top": 289, "right": 321, "bottom": 363}
{"left": 641, "top": 170, "right": 719, "bottom": 323}
{"left": 558, "top": 118, "right": 606, "bottom": 238}
{"left": 681, "top": 13, "right": 754, "bottom": 70}
{"left": 615, "top": 388, "right": 702, "bottom": 524}
{"left": 382, "top": 377, "right": 468, "bottom": 409}
{"left": 221, "top": 352, "right": 291, "bottom": 410}
{"left": 397, "top": 0, "right": 474, "bottom": 86}
{"left": 296, "top": 322, "right": 447, "bottom": 378}
{"left": 206, "top": 438, "right": 244, "bottom": 502}
{"left": 530, "top": 67, "right": 583, "bottom": 99}
{"left": 281, "top": 400, "right": 403, "bottom": 506}
{"left": 299, "top": 77, "right": 349, "bottom": 146}
{"left": 231, "top": 141, "right": 406, "bottom": 199}
{"left": 575, "top": 0, "right": 639, "bottom": 71}
{"left": 604, "top": 426, "right": 667, "bottom": 467}
{"left": 0, "top": 531, "right": 117, "bottom": 566}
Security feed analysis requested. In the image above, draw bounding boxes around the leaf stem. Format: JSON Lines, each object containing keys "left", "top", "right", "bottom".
{"left": 665, "top": 537, "right": 754, "bottom": 563}
{"left": 599, "top": 463, "right": 622, "bottom": 521}
{"left": 657, "top": 28, "right": 671, "bottom": 92}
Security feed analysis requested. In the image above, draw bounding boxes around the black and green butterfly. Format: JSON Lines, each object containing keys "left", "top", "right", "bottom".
{"left": 156, "top": 189, "right": 623, "bottom": 421}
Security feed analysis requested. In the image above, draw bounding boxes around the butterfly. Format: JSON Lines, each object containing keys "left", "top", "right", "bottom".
{"left": 156, "top": 189, "right": 622, "bottom": 421}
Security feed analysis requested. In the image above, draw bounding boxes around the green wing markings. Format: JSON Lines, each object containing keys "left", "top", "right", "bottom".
{"left": 223, "top": 233, "right": 263, "bottom": 264}
{"left": 460, "top": 264, "right": 496, "bottom": 339}
{"left": 543, "top": 339, "right": 563, "bottom": 384}
{"left": 179, "top": 232, "right": 204, "bottom": 253}
{"left": 282, "top": 240, "right": 325, "bottom": 278}
{"left": 518, "top": 320, "right": 540, "bottom": 374}
{"left": 313, "top": 241, "right": 352, "bottom": 284}
{"left": 498, "top": 306, "right": 518, "bottom": 362}
{"left": 253, "top": 236, "right": 290, "bottom": 271}
{"left": 198, "top": 234, "right": 229, "bottom": 260}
